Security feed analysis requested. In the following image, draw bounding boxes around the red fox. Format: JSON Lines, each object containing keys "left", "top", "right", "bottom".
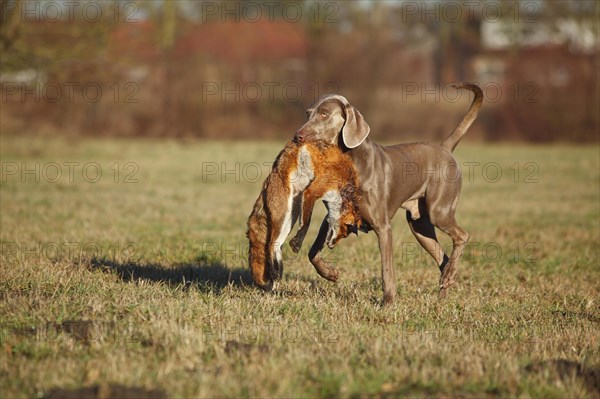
{"left": 247, "top": 140, "right": 361, "bottom": 290}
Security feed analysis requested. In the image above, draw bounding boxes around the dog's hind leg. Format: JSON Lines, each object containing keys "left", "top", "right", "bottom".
{"left": 429, "top": 211, "right": 469, "bottom": 299}
{"left": 424, "top": 163, "right": 468, "bottom": 298}
{"left": 406, "top": 200, "right": 449, "bottom": 272}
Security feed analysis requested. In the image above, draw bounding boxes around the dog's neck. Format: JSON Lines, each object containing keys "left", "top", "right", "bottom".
{"left": 345, "top": 137, "right": 377, "bottom": 176}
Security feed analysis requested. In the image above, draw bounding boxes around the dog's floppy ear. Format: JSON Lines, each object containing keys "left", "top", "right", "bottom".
{"left": 315, "top": 94, "right": 370, "bottom": 148}
{"left": 342, "top": 104, "right": 370, "bottom": 149}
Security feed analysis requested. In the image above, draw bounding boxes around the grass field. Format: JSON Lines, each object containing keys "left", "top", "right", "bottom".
{"left": 1, "top": 134, "right": 599, "bottom": 398}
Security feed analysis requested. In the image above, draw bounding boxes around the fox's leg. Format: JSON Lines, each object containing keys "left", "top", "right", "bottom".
{"left": 267, "top": 211, "right": 284, "bottom": 281}
{"left": 308, "top": 219, "right": 339, "bottom": 282}
{"left": 289, "top": 190, "right": 319, "bottom": 253}
{"left": 268, "top": 190, "right": 295, "bottom": 281}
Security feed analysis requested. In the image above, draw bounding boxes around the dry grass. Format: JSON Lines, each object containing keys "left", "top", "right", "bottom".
{"left": 1, "top": 134, "right": 599, "bottom": 398}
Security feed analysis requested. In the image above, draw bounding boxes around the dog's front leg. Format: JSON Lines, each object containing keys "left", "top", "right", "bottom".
{"left": 308, "top": 219, "right": 339, "bottom": 282}
{"left": 375, "top": 225, "right": 396, "bottom": 305}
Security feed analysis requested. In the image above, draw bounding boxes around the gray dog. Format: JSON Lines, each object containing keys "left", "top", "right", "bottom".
{"left": 291, "top": 83, "right": 483, "bottom": 304}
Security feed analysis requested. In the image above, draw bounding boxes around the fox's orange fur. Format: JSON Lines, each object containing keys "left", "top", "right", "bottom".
{"left": 247, "top": 140, "right": 361, "bottom": 289}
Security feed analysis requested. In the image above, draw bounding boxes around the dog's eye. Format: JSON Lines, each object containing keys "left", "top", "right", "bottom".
{"left": 320, "top": 112, "right": 328, "bottom": 119}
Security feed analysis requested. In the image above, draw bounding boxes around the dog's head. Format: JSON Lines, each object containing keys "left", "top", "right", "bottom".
{"left": 294, "top": 94, "right": 370, "bottom": 149}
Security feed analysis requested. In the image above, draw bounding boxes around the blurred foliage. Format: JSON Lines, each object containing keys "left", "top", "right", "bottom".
{"left": 0, "top": 0, "right": 598, "bottom": 141}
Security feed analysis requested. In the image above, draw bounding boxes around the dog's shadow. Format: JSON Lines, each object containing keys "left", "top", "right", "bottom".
{"left": 88, "top": 255, "right": 252, "bottom": 293}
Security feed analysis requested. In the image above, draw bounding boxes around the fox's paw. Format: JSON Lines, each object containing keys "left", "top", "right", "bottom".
{"left": 289, "top": 236, "right": 303, "bottom": 253}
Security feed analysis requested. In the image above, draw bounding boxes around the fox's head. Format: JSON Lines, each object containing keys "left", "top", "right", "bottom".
{"left": 328, "top": 204, "right": 361, "bottom": 247}
{"left": 325, "top": 183, "right": 362, "bottom": 248}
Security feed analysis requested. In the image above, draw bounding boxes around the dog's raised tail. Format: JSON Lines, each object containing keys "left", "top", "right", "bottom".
{"left": 441, "top": 83, "right": 483, "bottom": 152}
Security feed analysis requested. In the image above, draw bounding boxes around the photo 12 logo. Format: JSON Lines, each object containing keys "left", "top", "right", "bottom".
{"left": 199, "top": 1, "right": 339, "bottom": 23}
{"left": 1, "top": 1, "right": 140, "bottom": 23}
{"left": 200, "top": 241, "right": 340, "bottom": 268}
{"left": 200, "top": 161, "right": 540, "bottom": 185}
{"left": 1, "top": 162, "right": 140, "bottom": 184}
{"left": 1, "top": 241, "right": 138, "bottom": 264}
{"left": 200, "top": 81, "right": 339, "bottom": 104}
{"left": 1, "top": 82, "right": 139, "bottom": 104}
{"left": 401, "top": 82, "right": 539, "bottom": 104}
{"left": 401, "top": 240, "right": 541, "bottom": 264}
{"left": 1, "top": 320, "right": 141, "bottom": 345}
{"left": 399, "top": 1, "right": 540, "bottom": 24}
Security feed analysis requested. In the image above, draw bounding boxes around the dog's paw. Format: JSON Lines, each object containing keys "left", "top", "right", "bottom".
{"left": 382, "top": 292, "right": 395, "bottom": 306}
{"left": 438, "top": 274, "right": 456, "bottom": 299}
{"left": 438, "top": 287, "right": 449, "bottom": 299}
